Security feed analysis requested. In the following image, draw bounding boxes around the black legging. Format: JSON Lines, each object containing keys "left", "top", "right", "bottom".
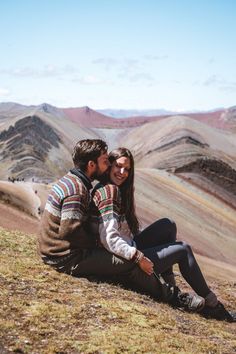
{"left": 134, "top": 218, "right": 176, "bottom": 277}
{"left": 134, "top": 218, "right": 210, "bottom": 297}
{"left": 134, "top": 218, "right": 177, "bottom": 248}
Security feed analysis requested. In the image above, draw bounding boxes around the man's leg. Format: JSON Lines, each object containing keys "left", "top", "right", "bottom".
{"left": 56, "top": 248, "right": 136, "bottom": 277}
{"left": 125, "top": 266, "right": 163, "bottom": 299}
{"left": 56, "top": 248, "right": 163, "bottom": 299}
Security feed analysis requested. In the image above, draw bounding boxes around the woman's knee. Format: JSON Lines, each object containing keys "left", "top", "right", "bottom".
{"left": 179, "top": 241, "right": 193, "bottom": 255}
{"left": 169, "top": 218, "right": 177, "bottom": 233}
{"left": 161, "top": 218, "right": 177, "bottom": 240}
{"left": 159, "top": 217, "right": 176, "bottom": 228}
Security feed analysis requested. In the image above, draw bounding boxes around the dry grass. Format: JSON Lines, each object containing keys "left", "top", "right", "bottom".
{"left": 0, "top": 227, "right": 235, "bottom": 354}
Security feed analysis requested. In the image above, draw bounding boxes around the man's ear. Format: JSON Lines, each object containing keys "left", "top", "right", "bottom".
{"left": 88, "top": 160, "right": 95, "bottom": 169}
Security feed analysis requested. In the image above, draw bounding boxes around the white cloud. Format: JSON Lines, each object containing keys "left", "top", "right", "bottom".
{"left": 143, "top": 55, "right": 168, "bottom": 61}
{"left": 81, "top": 75, "right": 102, "bottom": 84}
{"left": 122, "top": 58, "right": 140, "bottom": 71}
{"left": 128, "top": 73, "right": 155, "bottom": 83}
{"left": 92, "top": 56, "right": 162, "bottom": 85}
{"left": 208, "top": 57, "right": 215, "bottom": 64}
{"left": 73, "top": 75, "right": 107, "bottom": 85}
{"left": 92, "top": 58, "right": 118, "bottom": 71}
{"left": 0, "top": 65, "right": 77, "bottom": 78}
{"left": 93, "top": 57, "right": 142, "bottom": 75}
{"left": 203, "top": 75, "right": 236, "bottom": 92}
{"left": 203, "top": 75, "right": 221, "bottom": 86}
{"left": 219, "top": 83, "right": 236, "bottom": 92}
{"left": 0, "top": 88, "right": 10, "bottom": 96}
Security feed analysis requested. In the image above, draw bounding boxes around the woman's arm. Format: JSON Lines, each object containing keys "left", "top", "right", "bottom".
{"left": 93, "top": 185, "right": 153, "bottom": 275}
{"left": 99, "top": 215, "right": 137, "bottom": 260}
{"left": 93, "top": 184, "right": 154, "bottom": 275}
{"left": 94, "top": 184, "right": 137, "bottom": 260}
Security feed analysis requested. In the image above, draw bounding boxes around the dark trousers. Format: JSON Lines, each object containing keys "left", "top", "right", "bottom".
{"left": 49, "top": 218, "right": 210, "bottom": 299}
{"left": 135, "top": 218, "right": 177, "bottom": 277}
{"left": 52, "top": 248, "right": 164, "bottom": 299}
{"left": 135, "top": 218, "right": 210, "bottom": 297}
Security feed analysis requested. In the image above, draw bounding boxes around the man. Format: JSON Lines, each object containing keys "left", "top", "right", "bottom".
{"left": 38, "top": 139, "right": 139, "bottom": 277}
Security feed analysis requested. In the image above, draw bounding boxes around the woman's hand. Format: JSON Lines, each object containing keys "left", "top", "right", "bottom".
{"left": 138, "top": 256, "right": 154, "bottom": 275}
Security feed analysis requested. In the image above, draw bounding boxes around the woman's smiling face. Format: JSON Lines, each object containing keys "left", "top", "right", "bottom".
{"left": 110, "top": 156, "right": 131, "bottom": 186}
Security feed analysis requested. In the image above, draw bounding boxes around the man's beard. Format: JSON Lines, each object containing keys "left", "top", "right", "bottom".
{"left": 91, "top": 168, "right": 109, "bottom": 182}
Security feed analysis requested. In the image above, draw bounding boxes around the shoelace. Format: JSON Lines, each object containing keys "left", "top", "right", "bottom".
{"left": 178, "top": 292, "right": 191, "bottom": 305}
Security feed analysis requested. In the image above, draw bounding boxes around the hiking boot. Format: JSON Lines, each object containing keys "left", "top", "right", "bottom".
{"left": 162, "top": 273, "right": 176, "bottom": 287}
{"left": 201, "top": 302, "right": 236, "bottom": 322}
{"left": 170, "top": 287, "right": 205, "bottom": 312}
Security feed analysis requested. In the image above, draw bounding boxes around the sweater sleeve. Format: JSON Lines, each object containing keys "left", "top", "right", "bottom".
{"left": 58, "top": 193, "right": 88, "bottom": 239}
{"left": 93, "top": 184, "right": 137, "bottom": 260}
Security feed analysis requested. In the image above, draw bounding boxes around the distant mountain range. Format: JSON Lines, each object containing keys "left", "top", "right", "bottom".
{"left": 0, "top": 102, "right": 236, "bottom": 191}
{"left": 98, "top": 108, "right": 175, "bottom": 118}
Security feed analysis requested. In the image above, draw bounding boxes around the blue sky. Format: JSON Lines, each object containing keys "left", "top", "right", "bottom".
{"left": 0, "top": 0, "right": 236, "bottom": 111}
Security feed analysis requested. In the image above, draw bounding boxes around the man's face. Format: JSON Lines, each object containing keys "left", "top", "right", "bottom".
{"left": 91, "top": 151, "right": 110, "bottom": 180}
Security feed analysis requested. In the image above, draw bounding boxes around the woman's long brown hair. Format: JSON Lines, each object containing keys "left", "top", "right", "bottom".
{"left": 108, "top": 148, "right": 140, "bottom": 235}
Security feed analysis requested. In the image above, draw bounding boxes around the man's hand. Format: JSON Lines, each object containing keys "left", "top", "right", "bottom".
{"left": 138, "top": 256, "right": 154, "bottom": 275}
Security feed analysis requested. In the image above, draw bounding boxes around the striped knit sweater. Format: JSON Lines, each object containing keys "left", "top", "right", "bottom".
{"left": 91, "top": 183, "right": 137, "bottom": 260}
{"left": 38, "top": 171, "right": 97, "bottom": 258}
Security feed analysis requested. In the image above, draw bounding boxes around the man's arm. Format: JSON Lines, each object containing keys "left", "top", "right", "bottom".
{"left": 58, "top": 194, "right": 88, "bottom": 239}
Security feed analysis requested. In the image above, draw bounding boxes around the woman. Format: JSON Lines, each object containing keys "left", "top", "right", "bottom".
{"left": 92, "top": 147, "right": 235, "bottom": 321}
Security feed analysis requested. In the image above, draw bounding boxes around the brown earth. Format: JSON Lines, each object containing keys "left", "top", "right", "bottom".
{"left": 0, "top": 203, "right": 39, "bottom": 235}
{"left": 135, "top": 168, "right": 236, "bottom": 268}
{"left": 0, "top": 181, "right": 50, "bottom": 233}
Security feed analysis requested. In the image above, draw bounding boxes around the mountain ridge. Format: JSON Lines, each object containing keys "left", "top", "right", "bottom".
{"left": 1, "top": 101, "right": 235, "bottom": 129}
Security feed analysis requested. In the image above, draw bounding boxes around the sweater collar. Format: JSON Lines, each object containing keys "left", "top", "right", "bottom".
{"left": 70, "top": 168, "right": 93, "bottom": 190}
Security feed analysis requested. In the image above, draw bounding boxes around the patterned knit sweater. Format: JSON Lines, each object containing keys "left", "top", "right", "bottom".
{"left": 91, "top": 183, "right": 137, "bottom": 260}
{"left": 38, "top": 171, "right": 97, "bottom": 258}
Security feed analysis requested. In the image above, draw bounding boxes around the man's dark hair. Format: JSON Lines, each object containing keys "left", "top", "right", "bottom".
{"left": 72, "top": 139, "right": 108, "bottom": 171}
